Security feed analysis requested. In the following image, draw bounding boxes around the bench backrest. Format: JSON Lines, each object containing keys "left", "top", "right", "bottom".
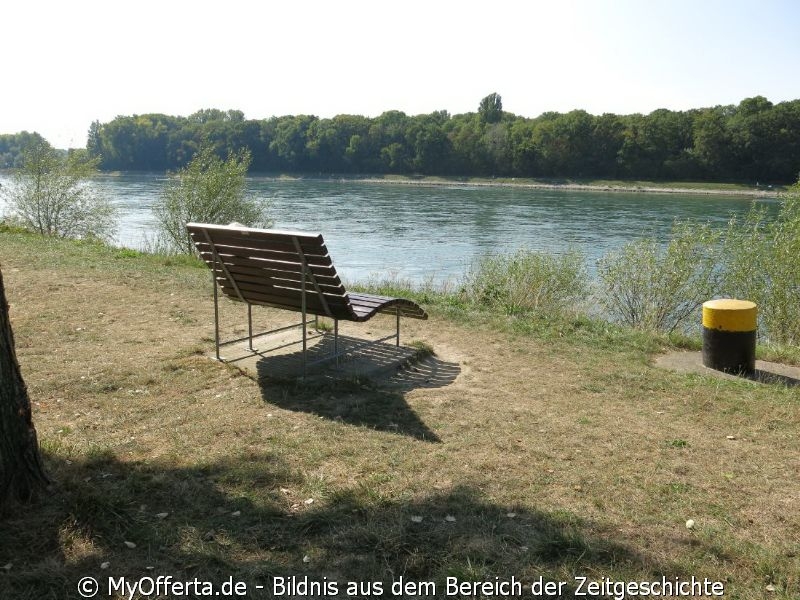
{"left": 186, "top": 222, "right": 350, "bottom": 318}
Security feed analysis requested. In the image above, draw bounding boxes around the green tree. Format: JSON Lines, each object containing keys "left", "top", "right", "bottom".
{"left": 4, "top": 139, "right": 115, "bottom": 240}
{"left": 478, "top": 93, "right": 503, "bottom": 124}
{"left": 269, "top": 115, "right": 317, "bottom": 171}
{"left": 154, "top": 145, "right": 270, "bottom": 254}
{"left": 0, "top": 131, "right": 48, "bottom": 169}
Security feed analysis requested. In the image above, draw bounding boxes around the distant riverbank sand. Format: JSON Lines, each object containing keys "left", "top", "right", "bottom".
{"left": 353, "top": 177, "right": 780, "bottom": 198}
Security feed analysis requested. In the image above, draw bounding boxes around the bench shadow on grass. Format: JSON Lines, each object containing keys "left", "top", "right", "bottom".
{"left": 1, "top": 451, "right": 696, "bottom": 600}
{"left": 255, "top": 335, "right": 461, "bottom": 443}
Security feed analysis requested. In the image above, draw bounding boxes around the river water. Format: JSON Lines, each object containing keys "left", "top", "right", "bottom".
{"left": 0, "top": 173, "right": 776, "bottom": 284}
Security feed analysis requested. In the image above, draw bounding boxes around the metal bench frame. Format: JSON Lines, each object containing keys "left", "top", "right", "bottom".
{"left": 187, "top": 223, "right": 427, "bottom": 375}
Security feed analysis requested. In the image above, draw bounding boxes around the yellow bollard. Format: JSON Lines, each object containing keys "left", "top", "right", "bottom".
{"left": 701, "top": 299, "right": 757, "bottom": 374}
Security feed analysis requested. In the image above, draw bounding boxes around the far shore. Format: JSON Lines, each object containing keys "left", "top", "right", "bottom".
{"left": 264, "top": 173, "right": 784, "bottom": 198}
{"left": 2, "top": 169, "right": 784, "bottom": 198}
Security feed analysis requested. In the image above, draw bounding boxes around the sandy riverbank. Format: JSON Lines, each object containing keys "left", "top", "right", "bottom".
{"left": 348, "top": 176, "right": 781, "bottom": 198}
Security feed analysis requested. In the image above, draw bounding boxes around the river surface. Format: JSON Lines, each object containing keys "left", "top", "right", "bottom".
{"left": 0, "top": 173, "right": 776, "bottom": 284}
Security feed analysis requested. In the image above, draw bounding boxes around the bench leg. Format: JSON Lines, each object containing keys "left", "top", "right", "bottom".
{"left": 247, "top": 303, "right": 254, "bottom": 351}
{"left": 212, "top": 270, "right": 221, "bottom": 361}
{"left": 334, "top": 319, "right": 339, "bottom": 366}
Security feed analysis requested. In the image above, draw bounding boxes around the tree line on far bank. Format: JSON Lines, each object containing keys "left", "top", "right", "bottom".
{"left": 2, "top": 94, "right": 799, "bottom": 183}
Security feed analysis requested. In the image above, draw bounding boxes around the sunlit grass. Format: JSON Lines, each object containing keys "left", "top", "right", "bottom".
{"left": 0, "top": 229, "right": 798, "bottom": 599}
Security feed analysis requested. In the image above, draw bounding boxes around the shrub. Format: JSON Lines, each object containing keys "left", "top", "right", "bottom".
{"left": 719, "top": 184, "right": 800, "bottom": 345}
{"left": 461, "top": 248, "right": 589, "bottom": 316}
{"left": 2, "top": 140, "right": 115, "bottom": 241}
{"left": 153, "top": 146, "right": 270, "bottom": 254}
{"left": 597, "top": 222, "right": 720, "bottom": 333}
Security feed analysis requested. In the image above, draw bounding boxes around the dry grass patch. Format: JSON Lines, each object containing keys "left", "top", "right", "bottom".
{"left": 0, "top": 229, "right": 798, "bottom": 599}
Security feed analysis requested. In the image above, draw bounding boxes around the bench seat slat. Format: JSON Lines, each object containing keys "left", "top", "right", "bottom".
{"left": 194, "top": 231, "right": 330, "bottom": 257}
{"left": 219, "top": 285, "right": 344, "bottom": 314}
{"left": 198, "top": 252, "right": 337, "bottom": 278}
{"left": 195, "top": 242, "right": 334, "bottom": 268}
{"left": 218, "top": 279, "right": 348, "bottom": 305}
{"left": 213, "top": 268, "right": 345, "bottom": 294}
{"left": 212, "top": 262, "right": 342, "bottom": 285}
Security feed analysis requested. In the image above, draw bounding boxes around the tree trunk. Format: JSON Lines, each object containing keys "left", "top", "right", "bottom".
{"left": 0, "top": 265, "right": 50, "bottom": 503}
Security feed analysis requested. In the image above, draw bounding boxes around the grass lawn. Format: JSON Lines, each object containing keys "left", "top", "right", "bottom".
{"left": 0, "top": 229, "right": 797, "bottom": 599}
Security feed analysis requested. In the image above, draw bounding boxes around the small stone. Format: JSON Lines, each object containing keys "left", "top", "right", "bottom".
{"left": 685, "top": 519, "right": 695, "bottom": 530}
{"left": 445, "top": 515, "right": 456, "bottom": 522}
{"left": 766, "top": 584, "right": 776, "bottom": 592}
{"left": 303, "top": 498, "right": 314, "bottom": 505}
{"left": 410, "top": 516, "right": 423, "bottom": 523}
{"left": 231, "top": 510, "right": 241, "bottom": 517}
{"left": 302, "top": 554, "right": 311, "bottom": 563}
{"left": 123, "top": 541, "right": 136, "bottom": 549}
{"left": 726, "top": 435, "right": 736, "bottom": 440}
{"left": 155, "top": 512, "right": 169, "bottom": 519}
{"left": 100, "top": 562, "right": 110, "bottom": 570}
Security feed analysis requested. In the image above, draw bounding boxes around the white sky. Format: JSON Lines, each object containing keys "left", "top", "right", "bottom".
{"left": 3, "top": 0, "right": 799, "bottom": 148}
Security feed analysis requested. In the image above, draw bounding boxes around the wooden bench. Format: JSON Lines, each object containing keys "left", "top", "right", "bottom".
{"left": 186, "top": 223, "right": 428, "bottom": 374}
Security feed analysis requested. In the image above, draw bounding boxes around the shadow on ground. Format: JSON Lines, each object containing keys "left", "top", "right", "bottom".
{"left": 0, "top": 451, "right": 697, "bottom": 600}
{"left": 747, "top": 368, "right": 800, "bottom": 387}
{"left": 254, "top": 335, "right": 460, "bottom": 442}
{"left": 656, "top": 351, "right": 800, "bottom": 387}
{"left": 249, "top": 334, "right": 459, "bottom": 385}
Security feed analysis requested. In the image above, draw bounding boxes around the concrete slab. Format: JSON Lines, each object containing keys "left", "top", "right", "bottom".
{"left": 655, "top": 351, "right": 800, "bottom": 387}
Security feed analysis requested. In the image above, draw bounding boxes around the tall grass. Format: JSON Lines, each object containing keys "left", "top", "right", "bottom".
{"left": 354, "top": 249, "right": 590, "bottom": 320}
{"left": 596, "top": 222, "right": 720, "bottom": 334}
{"left": 718, "top": 185, "right": 800, "bottom": 345}
{"left": 596, "top": 181, "right": 800, "bottom": 345}
{"left": 460, "top": 248, "right": 589, "bottom": 317}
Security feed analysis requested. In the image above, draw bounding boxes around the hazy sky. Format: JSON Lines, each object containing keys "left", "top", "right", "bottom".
{"left": 3, "top": 0, "right": 799, "bottom": 148}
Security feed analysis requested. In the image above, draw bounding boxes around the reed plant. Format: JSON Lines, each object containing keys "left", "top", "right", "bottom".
{"left": 461, "top": 248, "right": 589, "bottom": 317}
{"left": 596, "top": 222, "right": 721, "bottom": 334}
{"left": 718, "top": 183, "right": 800, "bottom": 345}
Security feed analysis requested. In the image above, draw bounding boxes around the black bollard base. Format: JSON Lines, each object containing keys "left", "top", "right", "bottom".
{"left": 701, "top": 327, "right": 756, "bottom": 374}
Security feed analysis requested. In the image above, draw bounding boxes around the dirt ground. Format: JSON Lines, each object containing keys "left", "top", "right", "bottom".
{"left": 1, "top": 232, "right": 799, "bottom": 598}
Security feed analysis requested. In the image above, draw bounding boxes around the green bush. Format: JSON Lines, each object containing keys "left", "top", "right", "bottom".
{"left": 2, "top": 140, "right": 115, "bottom": 241}
{"left": 154, "top": 146, "right": 270, "bottom": 254}
{"left": 719, "top": 184, "right": 800, "bottom": 345}
{"left": 597, "top": 222, "right": 720, "bottom": 333}
{"left": 461, "top": 248, "right": 589, "bottom": 316}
